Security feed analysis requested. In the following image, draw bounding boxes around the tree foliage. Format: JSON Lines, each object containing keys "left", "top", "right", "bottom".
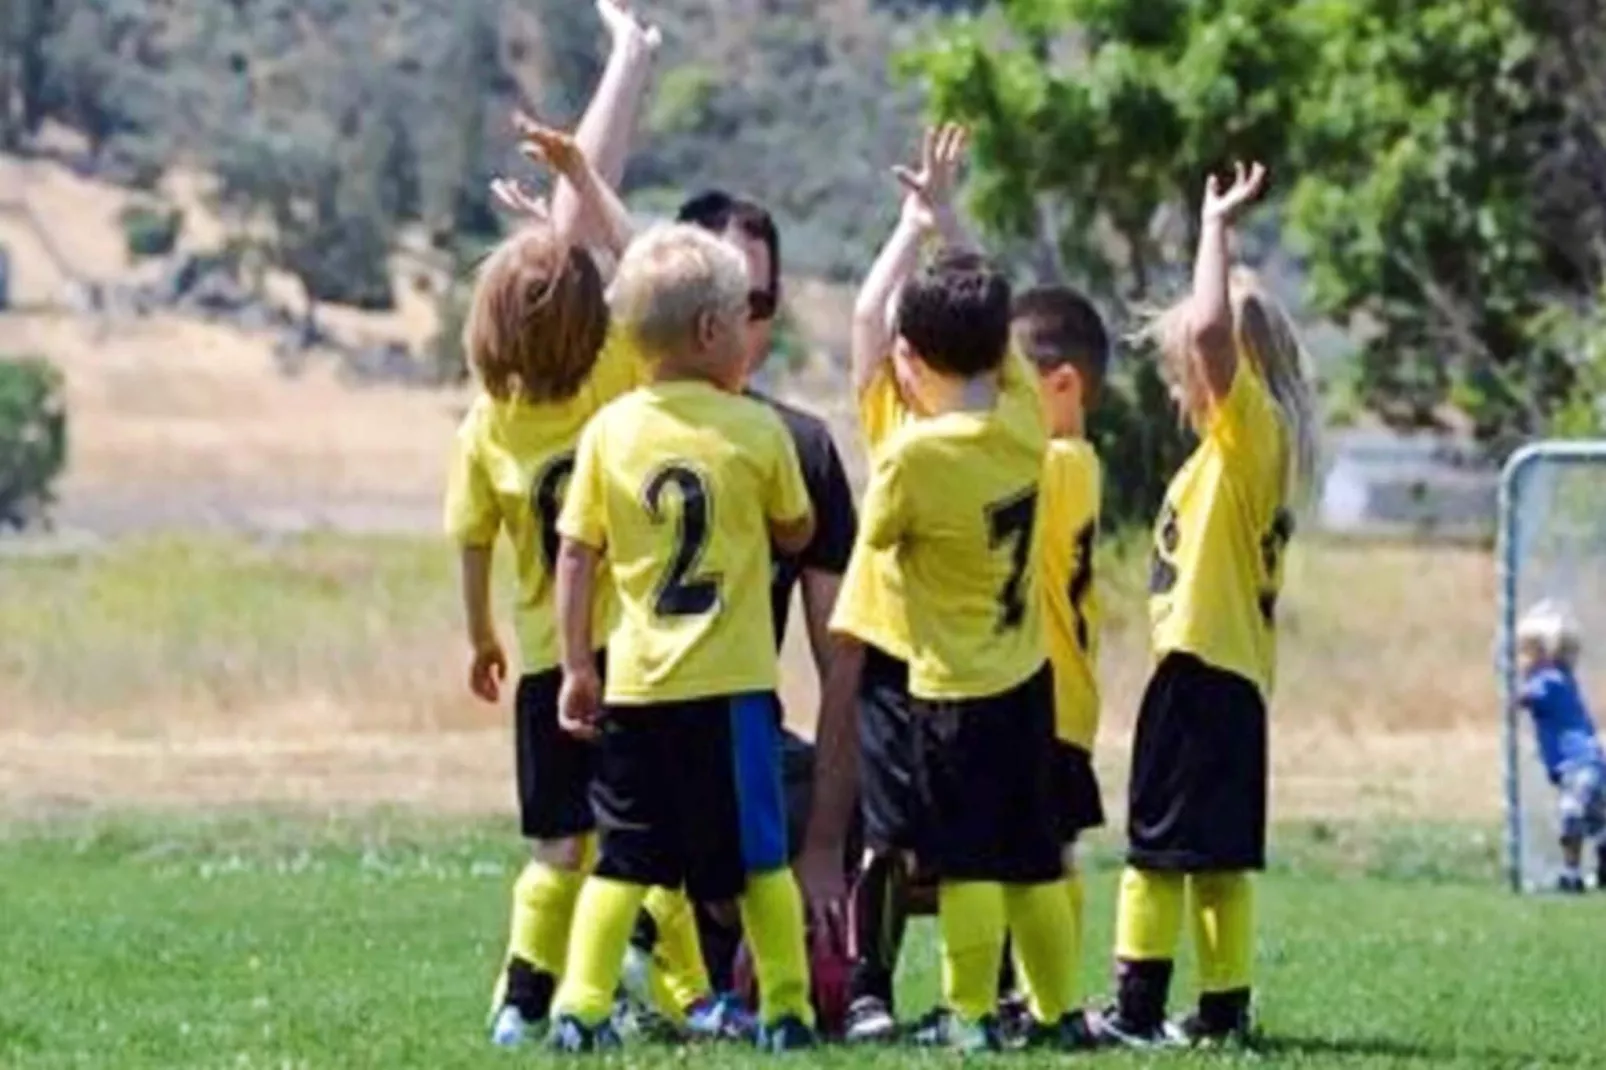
{"left": 907, "top": 0, "right": 1606, "bottom": 524}
{"left": 0, "top": 355, "right": 67, "bottom": 530}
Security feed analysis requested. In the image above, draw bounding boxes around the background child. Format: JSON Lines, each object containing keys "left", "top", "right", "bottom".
{"left": 1516, "top": 599, "right": 1606, "bottom": 893}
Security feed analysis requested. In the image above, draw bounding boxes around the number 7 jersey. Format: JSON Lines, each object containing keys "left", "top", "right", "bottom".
{"left": 1039, "top": 438, "right": 1102, "bottom": 751}
{"left": 558, "top": 380, "right": 813, "bottom": 704}
{"left": 859, "top": 364, "right": 1049, "bottom": 702}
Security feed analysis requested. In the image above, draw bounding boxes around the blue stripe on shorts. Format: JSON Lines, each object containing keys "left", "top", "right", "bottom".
{"left": 729, "top": 692, "right": 788, "bottom": 872}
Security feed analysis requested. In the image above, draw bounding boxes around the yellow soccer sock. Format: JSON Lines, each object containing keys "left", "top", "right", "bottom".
{"left": 1114, "top": 866, "right": 1184, "bottom": 962}
{"left": 641, "top": 886, "right": 712, "bottom": 1022}
{"left": 737, "top": 868, "right": 813, "bottom": 1026}
{"left": 937, "top": 881, "right": 1007, "bottom": 1023}
{"left": 551, "top": 877, "right": 648, "bottom": 1026}
{"left": 1003, "top": 881, "right": 1076, "bottom": 1022}
{"left": 1190, "top": 872, "right": 1254, "bottom": 993}
{"left": 490, "top": 855, "right": 588, "bottom": 1015}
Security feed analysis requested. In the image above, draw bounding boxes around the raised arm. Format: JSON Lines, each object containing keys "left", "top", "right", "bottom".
{"left": 851, "top": 124, "right": 970, "bottom": 395}
{"left": 1189, "top": 160, "right": 1267, "bottom": 401}
{"left": 514, "top": 117, "right": 636, "bottom": 260}
{"left": 548, "top": 0, "right": 660, "bottom": 243}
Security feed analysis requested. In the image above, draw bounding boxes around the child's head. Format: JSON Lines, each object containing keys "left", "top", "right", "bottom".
{"left": 1011, "top": 286, "right": 1110, "bottom": 438}
{"left": 893, "top": 249, "right": 1012, "bottom": 413}
{"left": 1140, "top": 267, "right": 1319, "bottom": 498}
{"left": 464, "top": 226, "right": 610, "bottom": 403}
{"left": 610, "top": 223, "right": 751, "bottom": 390}
{"left": 1518, "top": 599, "right": 1582, "bottom": 672}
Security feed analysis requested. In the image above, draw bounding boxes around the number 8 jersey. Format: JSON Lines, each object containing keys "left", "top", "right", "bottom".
{"left": 558, "top": 380, "right": 813, "bottom": 704}
{"left": 858, "top": 356, "right": 1049, "bottom": 702}
{"left": 443, "top": 336, "right": 644, "bottom": 675}
{"left": 1039, "top": 439, "right": 1102, "bottom": 751}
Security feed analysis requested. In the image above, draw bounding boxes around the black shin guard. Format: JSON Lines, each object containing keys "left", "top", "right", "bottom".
{"left": 848, "top": 850, "right": 910, "bottom": 1006}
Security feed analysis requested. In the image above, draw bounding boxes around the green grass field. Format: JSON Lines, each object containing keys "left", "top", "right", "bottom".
{"left": 1, "top": 815, "right": 1597, "bottom": 1070}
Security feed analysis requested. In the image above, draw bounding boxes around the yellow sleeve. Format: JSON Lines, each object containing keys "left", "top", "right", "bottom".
{"left": 1001, "top": 347, "right": 1043, "bottom": 408}
{"left": 1208, "top": 357, "right": 1285, "bottom": 483}
{"left": 767, "top": 419, "right": 814, "bottom": 526}
{"left": 443, "top": 417, "right": 499, "bottom": 546}
{"left": 856, "top": 364, "right": 908, "bottom": 454}
{"left": 860, "top": 443, "right": 912, "bottom": 551}
{"left": 590, "top": 329, "right": 651, "bottom": 401}
{"left": 556, "top": 417, "right": 608, "bottom": 550}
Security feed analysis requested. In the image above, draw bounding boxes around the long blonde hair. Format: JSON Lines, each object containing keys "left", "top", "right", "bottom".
{"left": 1138, "top": 268, "right": 1320, "bottom": 503}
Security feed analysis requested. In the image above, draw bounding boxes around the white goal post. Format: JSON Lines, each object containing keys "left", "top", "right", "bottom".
{"left": 1497, "top": 440, "right": 1606, "bottom": 892}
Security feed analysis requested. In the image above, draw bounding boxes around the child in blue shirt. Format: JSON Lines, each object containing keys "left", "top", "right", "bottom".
{"left": 1516, "top": 600, "right": 1606, "bottom": 893}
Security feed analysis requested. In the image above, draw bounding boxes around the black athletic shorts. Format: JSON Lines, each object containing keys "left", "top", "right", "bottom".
{"left": 1126, "top": 651, "right": 1268, "bottom": 872}
{"left": 911, "top": 664, "right": 1064, "bottom": 884}
{"left": 1048, "top": 740, "right": 1105, "bottom": 843}
{"left": 514, "top": 655, "right": 603, "bottom": 840}
{"left": 857, "top": 645, "right": 925, "bottom": 855}
{"left": 591, "top": 692, "right": 790, "bottom": 902}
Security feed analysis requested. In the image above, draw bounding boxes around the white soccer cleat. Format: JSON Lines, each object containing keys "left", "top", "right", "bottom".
{"left": 489, "top": 1004, "right": 537, "bottom": 1047}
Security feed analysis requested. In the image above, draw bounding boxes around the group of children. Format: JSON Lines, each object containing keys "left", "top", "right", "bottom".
{"left": 444, "top": 0, "right": 1326, "bottom": 1055}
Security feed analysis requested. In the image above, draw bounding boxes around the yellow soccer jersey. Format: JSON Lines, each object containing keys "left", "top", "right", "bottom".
{"left": 1040, "top": 438, "right": 1102, "bottom": 750}
{"left": 859, "top": 368, "right": 1049, "bottom": 701}
{"left": 442, "top": 334, "right": 644, "bottom": 674}
{"left": 558, "top": 380, "right": 813, "bottom": 703}
{"left": 1149, "top": 358, "right": 1292, "bottom": 696}
{"left": 831, "top": 353, "right": 1043, "bottom": 665}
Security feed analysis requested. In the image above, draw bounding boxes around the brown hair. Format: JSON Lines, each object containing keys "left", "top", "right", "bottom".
{"left": 463, "top": 228, "right": 610, "bottom": 403}
{"left": 1011, "top": 285, "right": 1111, "bottom": 398}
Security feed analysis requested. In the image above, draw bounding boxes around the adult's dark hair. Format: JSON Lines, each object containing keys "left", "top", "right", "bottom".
{"left": 676, "top": 189, "right": 781, "bottom": 300}
{"left": 895, "top": 248, "right": 1012, "bottom": 378}
{"left": 1011, "top": 285, "right": 1112, "bottom": 397}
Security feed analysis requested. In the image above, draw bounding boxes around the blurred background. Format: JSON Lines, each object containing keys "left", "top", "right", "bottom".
{"left": 5, "top": 0, "right": 1605, "bottom": 873}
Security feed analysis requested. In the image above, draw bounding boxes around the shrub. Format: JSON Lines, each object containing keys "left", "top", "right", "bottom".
{"left": 119, "top": 203, "right": 184, "bottom": 260}
{"left": 0, "top": 356, "right": 68, "bottom": 531}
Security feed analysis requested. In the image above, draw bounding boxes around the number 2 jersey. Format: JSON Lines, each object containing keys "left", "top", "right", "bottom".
{"left": 858, "top": 358, "right": 1049, "bottom": 702}
{"left": 442, "top": 335, "right": 642, "bottom": 675}
{"left": 558, "top": 380, "right": 813, "bottom": 704}
{"left": 1040, "top": 438, "right": 1102, "bottom": 751}
{"left": 1149, "top": 358, "right": 1291, "bottom": 697}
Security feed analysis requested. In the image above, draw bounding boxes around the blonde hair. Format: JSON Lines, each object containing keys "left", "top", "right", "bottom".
{"left": 1518, "top": 599, "right": 1582, "bottom": 666}
{"left": 463, "top": 227, "right": 609, "bottom": 403}
{"left": 1137, "top": 268, "right": 1320, "bottom": 503}
{"left": 610, "top": 223, "right": 749, "bottom": 358}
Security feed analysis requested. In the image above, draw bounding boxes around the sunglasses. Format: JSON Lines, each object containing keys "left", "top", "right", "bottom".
{"left": 747, "top": 289, "right": 778, "bottom": 323}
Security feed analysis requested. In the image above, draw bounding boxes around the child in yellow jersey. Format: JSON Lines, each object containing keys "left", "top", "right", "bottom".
{"left": 841, "top": 126, "right": 1080, "bottom": 1054}
{"left": 549, "top": 223, "right": 820, "bottom": 1054}
{"left": 996, "top": 285, "right": 1114, "bottom": 1046}
{"left": 1093, "top": 162, "right": 1319, "bottom": 1050}
{"left": 445, "top": 87, "right": 708, "bottom": 1045}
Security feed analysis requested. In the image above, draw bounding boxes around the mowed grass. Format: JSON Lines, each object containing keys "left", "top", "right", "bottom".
{"left": 0, "top": 814, "right": 1595, "bottom": 1070}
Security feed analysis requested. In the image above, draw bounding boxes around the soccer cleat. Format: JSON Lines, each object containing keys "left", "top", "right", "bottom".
{"left": 1169, "top": 1011, "right": 1257, "bottom": 1050}
{"left": 546, "top": 1014, "right": 624, "bottom": 1053}
{"left": 489, "top": 1004, "right": 538, "bottom": 1047}
{"left": 755, "top": 1014, "right": 817, "bottom": 1053}
{"left": 1556, "top": 872, "right": 1587, "bottom": 894}
{"left": 1022, "top": 1009, "right": 1100, "bottom": 1052}
{"left": 995, "top": 991, "right": 1033, "bottom": 1047}
{"left": 1086, "top": 1005, "right": 1181, "bottom": 1049}
{"left": 685, "top": 992, "right": 757, "bottom": 1042}
{"left": 908, "top": 1008, "right": 1003, "bottom": 1054}
{"left": 842, "top": 995, "right": 897, "bottom": 1044}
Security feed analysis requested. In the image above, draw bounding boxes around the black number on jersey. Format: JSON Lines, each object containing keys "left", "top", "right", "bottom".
{"left": 985, "top": 488, "right": 1038, "bottom": 633}
{"left": 1257, "top": 507, "right": 1295, "bottom": 624}
{"left": 1069, "top": 520, "right": 1096, "bottom": 651}
{"left": 1149, "top": 502, "right": 1180, "bottom": 596}
{"left": 643, "top": 464, "right": 720, "bottom": 617}
{"left": 531, "top": 452, "right": 577, "bottom": 571}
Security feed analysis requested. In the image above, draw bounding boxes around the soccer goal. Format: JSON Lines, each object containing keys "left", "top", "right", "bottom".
{"left": 1497, "top": 440, "right": 1606, "bottom": 891}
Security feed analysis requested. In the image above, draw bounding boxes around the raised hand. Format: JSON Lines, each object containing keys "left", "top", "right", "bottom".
{"left": 892, "top": 122, "right": 968, "bottom": 232}
{"left": 596, "top": 0, "right": 662, "bottom": 57}
{"left": 513, "top": 112, "right": 588, "bottom": 182}
{"left": 489, "top": 176, "right": 550, "bottom": 225}
{"left": 1201, "top": 160, "right": 1268, "bottom": 226}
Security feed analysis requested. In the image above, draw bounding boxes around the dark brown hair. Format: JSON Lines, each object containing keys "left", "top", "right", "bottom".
{"left": 463, "top": 229, "right": 610, "bottom": 403}
{"left": 895, "top": 248, "right": 1012, "bottom": 377}
{"left": 1012, "top": 285, "right": 1112, "bottom": 398}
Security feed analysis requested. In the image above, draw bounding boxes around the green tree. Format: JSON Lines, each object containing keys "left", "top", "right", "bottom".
{"left": 0, "top": 355, "right": 67, "bottom": 530}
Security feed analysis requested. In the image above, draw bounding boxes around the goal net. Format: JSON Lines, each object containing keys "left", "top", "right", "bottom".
{"left": 1497, "top": 441, "right": 1606, "bottom": 891}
